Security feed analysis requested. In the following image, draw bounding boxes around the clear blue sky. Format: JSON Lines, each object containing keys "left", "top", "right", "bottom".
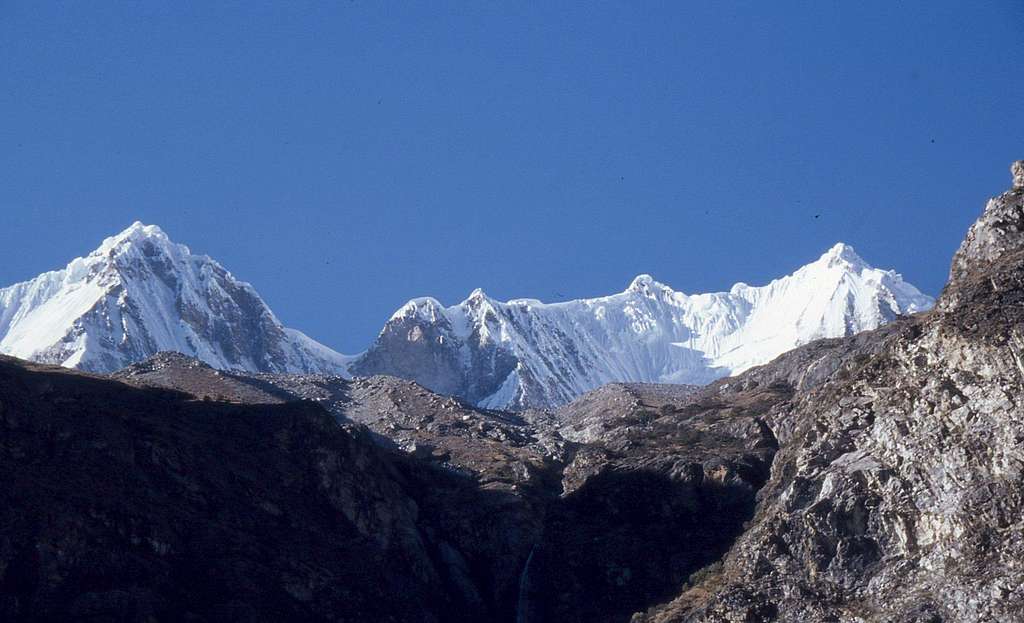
{"left": 2, "top": 2, "right": 1022, "bottom": 352}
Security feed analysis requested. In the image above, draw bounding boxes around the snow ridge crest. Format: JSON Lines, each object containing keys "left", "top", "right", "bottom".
{"left": 354, "top": 242, "right": 934, "bottom": 409}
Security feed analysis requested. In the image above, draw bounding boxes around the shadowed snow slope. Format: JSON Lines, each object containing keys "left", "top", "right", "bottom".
{"left": 353, "top": 243, "right": 933, "bottom": 409}
{"left": 0, "top": 222, "right": 352, "bottom": 374}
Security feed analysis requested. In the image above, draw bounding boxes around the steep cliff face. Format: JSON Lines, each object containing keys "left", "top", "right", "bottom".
{"left": 637, "top": 164, "right": 1024, "bottom": 622}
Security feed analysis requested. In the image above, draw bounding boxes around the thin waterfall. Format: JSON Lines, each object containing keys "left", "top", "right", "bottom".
{"left": 515, "top": 546, "right": 537, "bottom": 623}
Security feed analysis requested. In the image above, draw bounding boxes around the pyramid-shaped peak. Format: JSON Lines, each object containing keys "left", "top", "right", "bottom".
{"left": 0, "top": 220, "right": 351, "bottom": 376}
{"left": 818, "top": 242, "right": 869, "bottom": 268}
{"left": 391, "top": 296, "right": 446, "bottom": 322}
{"left": 115, "top": 221, "right": 169, "bottom": 242}
{"left": 465, "top": 287, "right": 492, "bottom": 303}
{"left": 94, "top": 222, "right": 176, "bottom": 257}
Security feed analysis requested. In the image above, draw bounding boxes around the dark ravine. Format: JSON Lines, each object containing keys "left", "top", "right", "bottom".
{"left": 1, "top": 162, "right": 1022, "bottom": 622}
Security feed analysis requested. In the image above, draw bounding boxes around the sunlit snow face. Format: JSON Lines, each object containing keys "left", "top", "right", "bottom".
{"left": 0, "top": 222, "right": 353, "bottom": 376}
{"left": 359, "top": 246, "right": 932, "bottom": 409}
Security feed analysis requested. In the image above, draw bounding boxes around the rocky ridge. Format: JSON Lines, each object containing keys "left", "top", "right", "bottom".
{"left": 116, "top": 351, "right": 783, "bottom": 623}
{"left": 115, "top": 354, "right": 569, "bottom": 493}
{"left": 634, "top": 162, "right": 1024, "bottom": 621}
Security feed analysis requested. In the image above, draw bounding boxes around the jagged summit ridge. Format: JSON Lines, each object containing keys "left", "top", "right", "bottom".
{"left": 0, "top": 222, "right": 352, "bottom": 375}
{"left": 353, "top": 242, "right": 933, "bottom": 409}
{"left": 97, "top": 220, "right": 170, "bottom": 251}
{"left": 819, "top": 241, "right": 867, "bottom": 266}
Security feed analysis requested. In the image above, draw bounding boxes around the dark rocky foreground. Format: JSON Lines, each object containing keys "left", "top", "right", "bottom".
{"left": 1, "top": 162, "right": 1023, "bottom": 622}
{"left": 0, "top": 350, "right": 776, "bottom": 622}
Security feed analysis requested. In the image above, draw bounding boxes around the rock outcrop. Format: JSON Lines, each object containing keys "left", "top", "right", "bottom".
{"left": 946, "top": 160, "right": 1024, "bottom": 300}
{"left": 635, "top": 166, "right": 1024, "bottom": 621}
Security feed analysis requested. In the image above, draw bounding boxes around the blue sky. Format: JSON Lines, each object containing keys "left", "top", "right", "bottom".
{"left": 1, "top": 2, "right": 1022, "bottom": 352}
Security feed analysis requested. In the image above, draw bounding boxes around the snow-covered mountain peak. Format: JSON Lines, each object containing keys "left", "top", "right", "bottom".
{"left": 392, "top": 297, "right": 448, "bottom": 323}
{"left": 817, "top": 242, "right": 867, "bottom": 268}
{"left": 3, "top": 222, "right": 934, "bottom": 412}
{"left": 627, "top": 273, "right": 659, "bottom": 292}
{"left": 0, "top": 223, "right": 351, "bottom": 375}
{"left": 628, "top": 274, "right": 656, "bottom": 290}
{"left": 354, "top": 244, "right": 935, "bottom": 409}
{"left": 625, "top": 274, "right": 676, "bottom": 301}
{"left": 464, "top": 287, "right": 491, "bottom": 303}
{"left": 114, "top": 220, "right": 167, "bottom": 242}
{"left": 95, "top": 221, "right": 176, "bottom": 257}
